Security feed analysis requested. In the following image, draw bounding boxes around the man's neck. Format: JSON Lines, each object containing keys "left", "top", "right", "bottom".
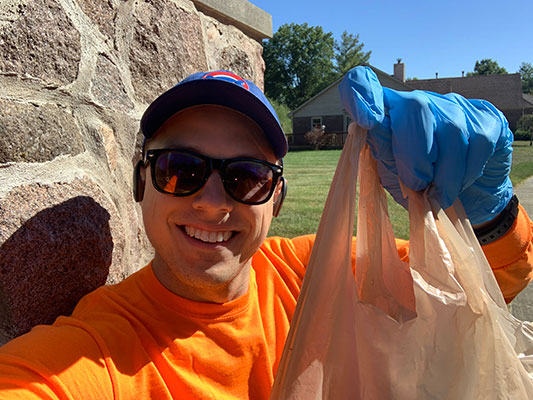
{"left": 151, "top": 255, "right": 252, "bottom": 303}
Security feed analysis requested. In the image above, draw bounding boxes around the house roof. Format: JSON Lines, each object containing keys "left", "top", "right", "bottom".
{"left": 523, "top": 93, "right": 533, "bottom": 106}
{"left": 289, "top": 64, "right": 413, "bottom": 116}
{"left": 406, "top": 74, "right": 533, "bottom": 110}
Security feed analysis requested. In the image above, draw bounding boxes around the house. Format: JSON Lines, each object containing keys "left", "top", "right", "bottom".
{"left": 289, "top": 62, "right": 533, "bottom": 149}
{"left": 289, "top": 64, "right": 413, "bottom": 148}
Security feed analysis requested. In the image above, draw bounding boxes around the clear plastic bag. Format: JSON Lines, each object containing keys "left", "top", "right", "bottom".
{"left": 271, "top": 123, "right": 533, "bottom": 399}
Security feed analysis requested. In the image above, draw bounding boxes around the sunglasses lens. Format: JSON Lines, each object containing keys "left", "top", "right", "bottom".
{"left": 154, "top": 152, "right": 206, "bottom": 194}
{"left": 224, "top": 161, "right": 274, "bottom": 203}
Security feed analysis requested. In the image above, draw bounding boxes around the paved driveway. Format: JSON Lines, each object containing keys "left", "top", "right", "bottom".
{"left": 508, "top": 176, "right": 533, "bottom": 321}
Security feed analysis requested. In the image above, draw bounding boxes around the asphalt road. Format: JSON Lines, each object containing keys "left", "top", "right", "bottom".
{"left": 508, "top": 176, "right": 533, "bottom": 321}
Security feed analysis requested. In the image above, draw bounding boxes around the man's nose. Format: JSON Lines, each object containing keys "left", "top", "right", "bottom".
{"left": 191, "top": 171, "right": 233, "bottom": 213}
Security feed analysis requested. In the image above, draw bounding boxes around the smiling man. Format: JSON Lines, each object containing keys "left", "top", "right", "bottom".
{"left": 0, "top": 68, "right": 532, "bottom": 399}
{"left": 141, "top": 104, "right": 282, "bottom": 303}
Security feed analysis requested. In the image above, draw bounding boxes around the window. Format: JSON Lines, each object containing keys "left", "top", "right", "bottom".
{"left": 311, "top": 117, "right": 322, "bottom": 130}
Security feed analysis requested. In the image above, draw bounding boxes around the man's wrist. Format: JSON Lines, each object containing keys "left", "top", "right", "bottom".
{"left": 473, "top": 195, "right": 519, "bottom": 245}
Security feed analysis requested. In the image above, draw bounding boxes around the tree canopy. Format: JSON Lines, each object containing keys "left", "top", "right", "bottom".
{"left": 263, "top": 23, "right": 336, "bottom": 110}
{"left": 263, "top": 23, "right": 370, "bottom": 110}
{"left": 334, "top": 31, "right": 371, "bottom": 75}
{"left": 519, "top": 62, "right": 533, "bottom": 94}
{"left": 467, "top": 59, "right": 507, "bottom": 76}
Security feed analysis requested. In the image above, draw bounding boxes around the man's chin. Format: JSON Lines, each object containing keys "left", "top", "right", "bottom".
{"left": 153, "top": 254, "right": 252, "bottom": 302}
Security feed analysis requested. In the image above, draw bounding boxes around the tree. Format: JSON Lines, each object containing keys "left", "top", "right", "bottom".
{"left": 334, "top": 31, "right": 371, "bottom": 75}
{"left": 268, "top": 97, "right": 292, "bottom": 134}
{"left": 519, "top": 62, "right": 533, "bottom": 94}
{"left": 263, "top": 23, "right": 337, "bottom": 110}
{"left": 515, "top": 114, "right": 533, "bottom": 145}
{"left": 263, "top": 24, "right": 371, "bottom": 110}
{"left": 467, "top": 59, "right": 507, "bottom": 76}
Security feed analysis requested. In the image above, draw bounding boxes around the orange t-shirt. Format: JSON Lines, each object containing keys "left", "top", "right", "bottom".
{"left": 0, "top": 206, "right": 531, "bottom": 399}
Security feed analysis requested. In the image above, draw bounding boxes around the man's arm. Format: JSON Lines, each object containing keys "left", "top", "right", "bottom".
{"left": 480, "top": 204, "right": 533, "bottom": 302}
{"left": 0, "top": 319, "right": 113, "bottom": 399}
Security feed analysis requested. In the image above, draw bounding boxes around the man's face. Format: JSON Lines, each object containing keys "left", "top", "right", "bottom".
{"left": 141, "top": 105, "right": 280, "bottom": 303}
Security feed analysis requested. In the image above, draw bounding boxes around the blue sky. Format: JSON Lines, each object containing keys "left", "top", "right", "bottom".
{"left": 249, "top": 0, "right": 533, "bottom": 80}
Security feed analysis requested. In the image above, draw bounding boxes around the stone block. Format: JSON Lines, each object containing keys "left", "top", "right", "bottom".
{"left": 77, "top": 0, "right": 117, "bottom": 40}
{"left": 90, "top": 54, "right": 134, "bottom": 112}
{"left": 129, "top": 0, "right": 208, "bottom": 103}
{"left": 0, "top": 0, "right": 80, "bottom": 86}
{"left": 0, "top": 100, "right": 84, "bottom": 163}
{"left": 0, "top": 176, "right": 124, "bottom": 343}
{"left": 192, "top": 0, "right": 272, "bottom": 41}
{"left": 201, "top": 12, "right": 264, "bottom": 89}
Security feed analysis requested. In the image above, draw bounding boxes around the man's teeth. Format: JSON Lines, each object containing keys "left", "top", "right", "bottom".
{"left": 184, "top": 226, "right": 232, "bottom": 243}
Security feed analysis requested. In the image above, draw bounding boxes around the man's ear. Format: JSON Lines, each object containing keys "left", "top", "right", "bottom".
{"left": 272, "top": 177, "right": 287, "bottom": 218}
{"left": 133, "top": 160, "right": 146, "bottom": 202}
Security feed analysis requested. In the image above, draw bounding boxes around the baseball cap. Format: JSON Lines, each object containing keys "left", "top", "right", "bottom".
{"left": 140, "top": 70, "right": 288, "bottom": 159}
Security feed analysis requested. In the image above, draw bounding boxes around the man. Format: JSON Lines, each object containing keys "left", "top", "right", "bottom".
{"left": 0, "top": 67, "right": 531, "bottom": 399}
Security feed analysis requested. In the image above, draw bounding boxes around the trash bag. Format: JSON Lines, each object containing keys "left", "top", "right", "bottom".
{"left": 270, "top": 123, "right": 533, "bottom": 400}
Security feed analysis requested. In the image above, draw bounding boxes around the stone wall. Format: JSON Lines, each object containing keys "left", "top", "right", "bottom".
{"left": 0, "top": 0, "right": 270, "bottom": 344}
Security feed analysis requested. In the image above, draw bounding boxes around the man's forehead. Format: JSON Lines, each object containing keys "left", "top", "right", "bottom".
{"left": 145, "top": 105, "right": 278, "bottom": 161}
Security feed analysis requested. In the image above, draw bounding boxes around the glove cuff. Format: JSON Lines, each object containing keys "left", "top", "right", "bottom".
{"left": 473, "top": 195, "right": 519, "bottom": 245}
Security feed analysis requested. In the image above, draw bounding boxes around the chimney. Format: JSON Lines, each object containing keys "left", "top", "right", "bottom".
{"left": 393, "top": 58, "right": 405, "bottom": 82}
{"left": 462, "top": 71, "right": 465, "bottom": 77}
{"left": 435, "top": 72, "right": 439, "bottom": 79}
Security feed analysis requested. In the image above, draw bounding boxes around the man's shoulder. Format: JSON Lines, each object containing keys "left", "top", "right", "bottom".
{"left": 261, "top": 234, "right": 315, "bottom": 258}
{"left": 254, "top": 234, "right": 317, "bottom": 277}
{"left": 261, "top": 233, "right": 316, "bottom": 247}
{"left": 71, "top": 263, "right": 153, "bottom": 316}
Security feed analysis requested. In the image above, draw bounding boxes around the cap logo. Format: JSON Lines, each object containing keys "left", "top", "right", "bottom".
{"left": 202, "top": 71, "right": 250, "bottom": 90}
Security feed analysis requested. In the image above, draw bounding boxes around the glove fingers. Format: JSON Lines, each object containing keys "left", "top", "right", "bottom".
{"left": 384, "top": 88, "right": 437, "bottom": 192}
{"left": 339, "top": 67, "right": 385, "bottom": 130}
{"left": 447, "top": 96, "right": 502, "bottom": 188}
{"left": 366, "top": 115, "right": 393, "bottom": 161}
{"left": 339, "top": 66, "right": 407, "bottom": 207}
{"left": 449, "top": 96, "right": 513, "bottom": 222}
{"left": 384, "top": 89, "right": 509, "bottom": 211}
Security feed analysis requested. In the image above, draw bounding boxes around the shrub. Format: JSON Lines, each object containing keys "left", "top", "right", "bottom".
{"left": 304, "top": 126, "right": 332, "bottom": 150}
{"left": 515, "top": 114, "right": 533, "bottom": 141}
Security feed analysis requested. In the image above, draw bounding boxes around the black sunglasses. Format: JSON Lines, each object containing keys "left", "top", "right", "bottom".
{"left": 144, "top": 149, "right": 283, "bottom": 205}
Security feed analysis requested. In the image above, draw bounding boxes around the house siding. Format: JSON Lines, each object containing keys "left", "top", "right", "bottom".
{"left": 323, "top": 115, "right": 344, "bottom": 131}
{"left": 292, "top": 82, "right": 344, "bottom": 118}
{"left": 292, "top": 115, "right": 343, "bottom": 135}
{"left": 293, "top": 117, "right": 310, "bottom": 135}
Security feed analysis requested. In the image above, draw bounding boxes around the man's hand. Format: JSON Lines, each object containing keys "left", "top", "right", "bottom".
{"left": 339, "top": 66, "right": 514, "bottom": 225}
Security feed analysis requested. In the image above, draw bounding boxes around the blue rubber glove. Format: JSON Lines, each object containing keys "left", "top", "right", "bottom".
{"left": 339, "top": 66, "right": 513, "bottom": 225}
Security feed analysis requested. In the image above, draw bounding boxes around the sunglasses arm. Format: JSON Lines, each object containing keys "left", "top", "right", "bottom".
{"left": 273, "top": 177, "right": 287, "bottom": 218}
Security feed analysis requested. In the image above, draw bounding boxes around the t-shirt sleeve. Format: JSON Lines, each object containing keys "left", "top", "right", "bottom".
{"left": 0, "top": 319, "right": 113, "bottom": 399}
{"left": 480, "top": 204, "right": 533, "bottom": 303}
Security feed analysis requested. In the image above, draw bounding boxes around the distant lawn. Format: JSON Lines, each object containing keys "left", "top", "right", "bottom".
{"left": 268, "top": 141, "right": 533, "bottom": 240}
{"left": 510, "top": 141, "right": 533, "bottom": 186}
{"left": 268, "top": 149, "right": 409, "bottom": 239}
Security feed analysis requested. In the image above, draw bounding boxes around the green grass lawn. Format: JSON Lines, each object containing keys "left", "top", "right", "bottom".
{"left": 510, "top": 141, "right": 533, "bottom": 186}
{"left": 268, "top": 141, "right": 533, "bottom": 240}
